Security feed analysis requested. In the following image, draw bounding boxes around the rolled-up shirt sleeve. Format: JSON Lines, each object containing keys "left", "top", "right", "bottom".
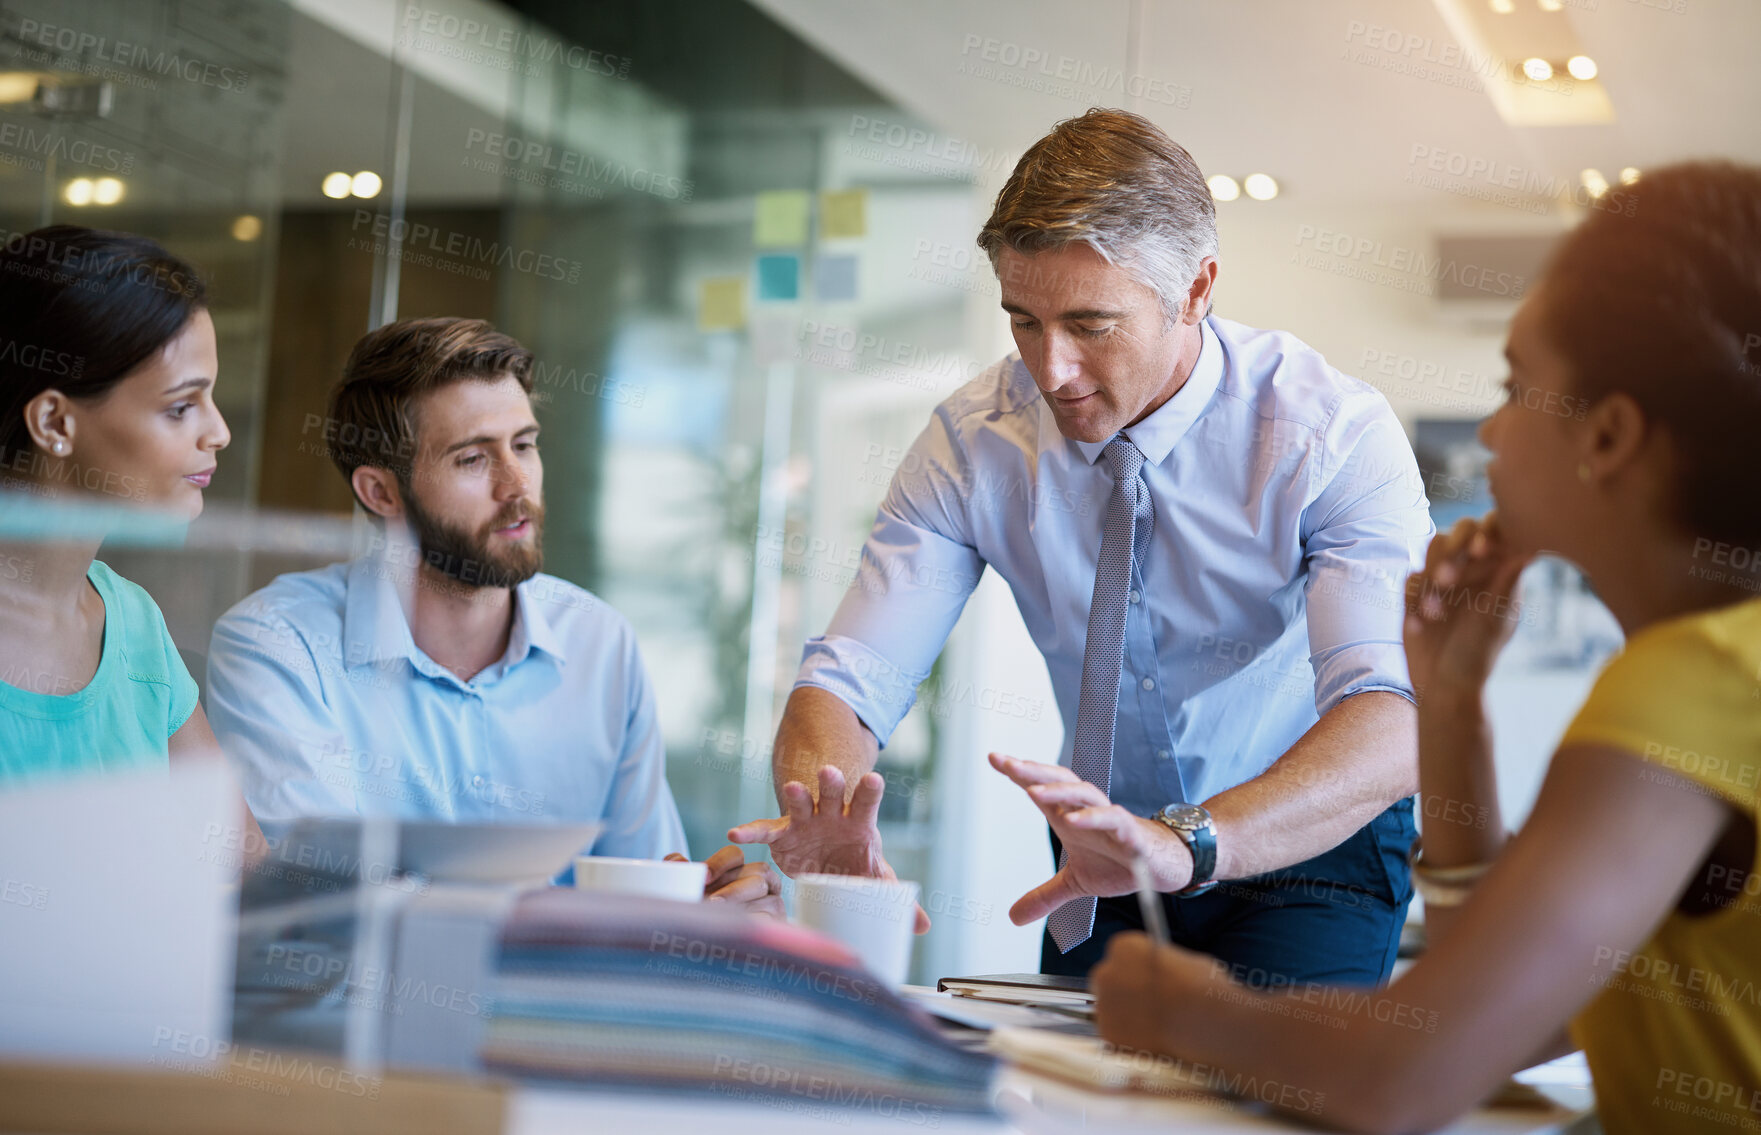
{"left": 794, "top": 411, "right": 986, "bottom": 747}
{"left": 1300, "top": 391, "right": 1434, "bottom": 717}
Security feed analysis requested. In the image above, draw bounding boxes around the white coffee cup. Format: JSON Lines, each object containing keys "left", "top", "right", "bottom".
{"left": 792, "top": 873, "right": 920, "bottom": 985}
{"left": 574, "top": 855, "right": 707, "bottom": 902}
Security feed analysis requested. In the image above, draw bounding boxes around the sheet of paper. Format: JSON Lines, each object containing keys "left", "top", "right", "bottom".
{"left": 0, "top": 762, "right": 238, "bottom": 1063}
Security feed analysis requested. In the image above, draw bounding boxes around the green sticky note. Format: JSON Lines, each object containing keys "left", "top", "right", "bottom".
{"left": 754, "top": 190, "right": 810, "bottom": 247}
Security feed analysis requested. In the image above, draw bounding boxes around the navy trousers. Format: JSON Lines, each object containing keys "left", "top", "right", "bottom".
{"left": 1041, "top": 798, "right": 1416, "bottom": 989}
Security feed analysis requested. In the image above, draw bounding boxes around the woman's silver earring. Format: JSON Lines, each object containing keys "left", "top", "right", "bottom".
{"left": 51, "top": 441, "right": 67, "bottom": 456}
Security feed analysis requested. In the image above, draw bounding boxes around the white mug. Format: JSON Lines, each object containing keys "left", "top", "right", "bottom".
{"left": 574, "top": 855, "right": 707, "bottom": 902}
{"left": 792, "top": 873, "right": 919, "bottom": 985}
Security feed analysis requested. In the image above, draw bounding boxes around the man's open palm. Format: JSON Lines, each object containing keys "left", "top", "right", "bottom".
{"left": 728, "top": 764, "right": 930, "bottom": 933}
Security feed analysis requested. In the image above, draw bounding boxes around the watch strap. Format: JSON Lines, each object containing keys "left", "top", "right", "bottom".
{"left": 1179, "top": 821, "right": 1217, "bottom": 893}
{"left": 1155, "top": 804, "right": 1218, "bottom": 895}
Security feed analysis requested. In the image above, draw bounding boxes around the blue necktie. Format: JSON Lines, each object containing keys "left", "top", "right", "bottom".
{"left": 1047, "top": 436, "right": 1152, "bottom": 954}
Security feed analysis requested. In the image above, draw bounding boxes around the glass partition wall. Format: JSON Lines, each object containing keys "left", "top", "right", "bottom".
{"left": 0, "top": 0, "right": 292, "bottom": 659}
{"left": 1, "top": 0, "right": 1011, "bottom": 981}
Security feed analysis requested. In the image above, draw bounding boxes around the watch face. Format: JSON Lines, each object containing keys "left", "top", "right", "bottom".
{"left": 1160, "top": 803, "right": 1209, "bottom": 831}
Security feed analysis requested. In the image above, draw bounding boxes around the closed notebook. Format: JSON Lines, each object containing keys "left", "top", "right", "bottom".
{"left": 937, "top": 973, "right": 1094, "bottom": 1006}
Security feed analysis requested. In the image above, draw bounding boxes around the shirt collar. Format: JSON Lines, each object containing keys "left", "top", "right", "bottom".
{"left": 1072, "top": 316, "right": 1225, "bottom": 468}
{"left": 342, "top": 548, "right": 564, "bottom": 676}
{"left": 344, "top": 551, "right": 423, "bottom": 671}
{"left": 507, "top": 577, "right": 567, "bottom": 668}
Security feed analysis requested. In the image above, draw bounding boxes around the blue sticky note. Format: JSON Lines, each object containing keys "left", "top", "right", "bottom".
{"left": 756, "top": 253, "right": 800, "bottom": 301}
{"left": 815, "top": 253, "right": 858, "bottom": 302}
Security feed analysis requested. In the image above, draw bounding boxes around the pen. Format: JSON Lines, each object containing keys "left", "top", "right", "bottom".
{"left": 1131, "top": 856, "right": 1171, "bottom": 946}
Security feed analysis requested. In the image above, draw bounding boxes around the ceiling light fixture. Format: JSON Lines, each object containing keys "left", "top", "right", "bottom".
{"left": 350, "top": 171, "right": 382, "bottom": 198}
{"left": 1566, "top": 55, "right": 1598, "bottom": 81}
{"left": 1522, "top": 58, "right": 1554, "bottom": 82}
{"left": 1243, "top": 173, "right": 1279, "bottom": 201}
{"left": 321, "top": 172, "right": 353, "bottom": 199}
{"left": 1207, "top": 174, "right": 1240, "bottom": 202}
{"left": 0, "top": 71, "right": 39, "bottom": 103}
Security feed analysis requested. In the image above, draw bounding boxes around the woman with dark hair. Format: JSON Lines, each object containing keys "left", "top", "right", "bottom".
{"left": 0, "top": 225, "right": 236, "bottom": 786}
{"left": 1088, "top": 163, "right": 1761, "bottom": 1134}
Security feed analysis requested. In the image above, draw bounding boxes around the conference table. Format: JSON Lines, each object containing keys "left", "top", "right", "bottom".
{"left": 512, "top": 1065, "right": 1593, "bottom": 1134}
{"left": 0, "top": 1022, "right": 1594, "bottom": 1135}
{"left": 511, "top": 989, "right": 1596, "bottom": 1135}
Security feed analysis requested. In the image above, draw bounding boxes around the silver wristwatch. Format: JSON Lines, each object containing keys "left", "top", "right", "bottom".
{"left": 1152, "top": 802, "right": 1219, "bottom": 895}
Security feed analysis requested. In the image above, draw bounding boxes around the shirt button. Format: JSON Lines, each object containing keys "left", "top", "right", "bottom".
{"left": 1141, "top": 677, "right": 1156, "bottom": 691}
{"left": 1128, "top": 589, "right": 1141, "bottom": 603}
{"left": 1157, "top": 749, "right": 1171, "bottom": 760}
{"left": 471, "top": 774, "right": 486, "bottom": 789}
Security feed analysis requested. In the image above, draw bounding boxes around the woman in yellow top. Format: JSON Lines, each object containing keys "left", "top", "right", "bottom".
{"left": 1088, "top": 160, "right": 1761, "bottom": 1134}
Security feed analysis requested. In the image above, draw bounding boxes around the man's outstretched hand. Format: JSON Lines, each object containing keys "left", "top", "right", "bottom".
{"left": 990, "top": 752, "right": 1193, "bottom": 925}
{"left": 728, "top": 764, "right": 930, "bottom": 933}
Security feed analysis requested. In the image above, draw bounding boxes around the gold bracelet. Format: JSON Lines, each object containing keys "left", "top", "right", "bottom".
{"left": 1408, "top": 836, "right": 1496, "bottom": 908}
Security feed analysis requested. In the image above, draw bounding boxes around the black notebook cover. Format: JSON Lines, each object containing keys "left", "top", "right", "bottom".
{"left": 936, "top": 972, "right": 1091, "bottom": 995}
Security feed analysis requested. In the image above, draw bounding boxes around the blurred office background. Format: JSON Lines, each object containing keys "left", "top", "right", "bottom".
{"left": 2, "top": 0, "right": 1750, "bottom": 980}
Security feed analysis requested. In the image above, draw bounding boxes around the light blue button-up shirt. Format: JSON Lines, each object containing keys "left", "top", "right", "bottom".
{"left": 796, "top": 316, "right": 1433, "bottom": 818}
{"left": 205, "top": 551, "right": 687, "bottom": 859}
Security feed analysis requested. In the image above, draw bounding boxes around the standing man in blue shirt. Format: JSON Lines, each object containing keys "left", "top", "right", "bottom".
{"left": 732, "top": 109, "right": 1432, "bottom": 983}
{"left": 208, "top": 317, "right": 780, "bottom": 913}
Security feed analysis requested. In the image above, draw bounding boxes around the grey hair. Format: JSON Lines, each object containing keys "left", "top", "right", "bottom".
{"left": 977, "top": 107, "right": 1217, "bottom": 323}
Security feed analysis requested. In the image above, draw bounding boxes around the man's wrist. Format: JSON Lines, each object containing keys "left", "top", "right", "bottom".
{"left": 1147, "top": 820, "right": 1196, "bottom": 892}
{"left": 1151, "top": 803, "right": 1219, "bottom": 894}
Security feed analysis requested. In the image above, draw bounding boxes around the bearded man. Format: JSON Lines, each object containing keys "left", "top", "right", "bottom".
{"left": 206, "top": 318, "right": 779, "bottom": 912}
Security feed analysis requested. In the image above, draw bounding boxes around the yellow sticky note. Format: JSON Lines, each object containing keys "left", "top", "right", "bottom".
{"left": 754, "top": 190, "right": 810, "bottom": 247}
{"left": 820, "top": 188, "right": 867, "bottom": 239}
{"left": 699, "top": 277, "right": 745, "bottom": 332}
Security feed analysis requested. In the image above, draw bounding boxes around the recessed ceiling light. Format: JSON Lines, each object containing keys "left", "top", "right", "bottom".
{"left": 0, "top": 71, "right": 39, "bottom": 103}
{"left": 1207, "top": 174, "right": 1240, "bottom": 202}
{"left": 1243, "top": 173, "right": 1279, "bottom": 201}
{"left": 1522, "top": 58, "right": 1554, "bottom": 82}
{"left": 321, "top": 172, "right": 353, "bottom": 199}
{"left": 1537, "top": 0, "right": 1564, "bottom": 11}
{"left": 63, "top": 178, "right": 95, "bottom": 207}
{"left": 351, "top": 171, "right": 382, "bottom": 199}
{"left": 1580, "top": 169, "right": 1609, "bottom": 198}
{"left": 1618, "top": 167, "right": 1641, "bottom": 185}
{"left": 1566, "top": 56, "right": 1598, "bottom": 81}
{"left": 232, "top": 215, "right": 263, "bottom": 242}
{"left": 1489, "top": 0, "right": 1515, "bottom": 12}
{"left": 92, "top": 177, "right": 124, "bottom": 206}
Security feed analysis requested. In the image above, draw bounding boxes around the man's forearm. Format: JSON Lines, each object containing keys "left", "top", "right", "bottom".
{"left": 772, "top": 685, "right": 880, "bottom": 807}
{"left": 1205, "top": 690, "right": 1418, "bottom": 881}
